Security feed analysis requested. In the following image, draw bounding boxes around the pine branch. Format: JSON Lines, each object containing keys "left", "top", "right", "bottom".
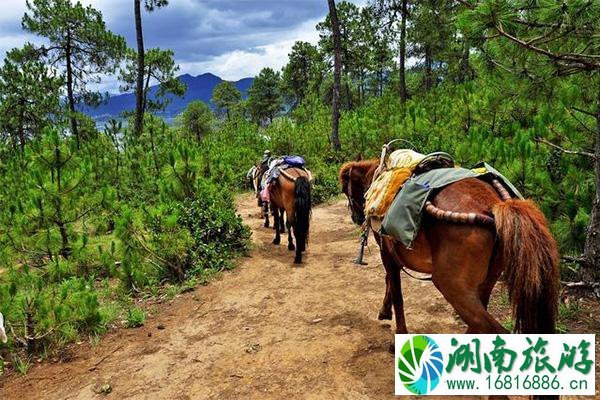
{"left": 494, "top": 22, "right": 600, "bottom": 70}
{"left": 454, "top": 0, "right": 474, "bottom": 9}
{"left": 572, "top": 106, "right": 596, "bottom": 118}
{"left": 535, "top": 136, "right": 595, "bottom": 159}
{"left": 565, "top": 107, "right": 596, "bottom": 135}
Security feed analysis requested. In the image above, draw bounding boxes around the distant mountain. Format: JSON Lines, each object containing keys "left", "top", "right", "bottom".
{"left": 83, "top": 73, "right": 254, "bottom": 124}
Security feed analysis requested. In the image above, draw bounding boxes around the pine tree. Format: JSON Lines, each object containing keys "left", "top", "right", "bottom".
{"left": 22, "top": 0, "right": 126, "bottom": 147}
{"left": 0, "top": 44, "right": 62, "bottom": 152}
{"left": 281, "top": 42, "right": 322, "bottom": 108}
{"left": 327, "top": 0, "right": 343, "bottom": 151}
{"left": 120, "top": 47, "right": 186, "bottom": 115}
{"left": 133, "top": 0, "right": 169, "bottom": 138}
{"left": 458, "top": 0, "right": 600, "bottom": 282}
{"left": 247, "top": 68, "right": 284, "bottom": 126}
{"left": 178, "top": 101, "right": 213, "bottom": 141}
{"left": 9, "top": 130, "right": 111, "bottom": 259}
{"left": 211, "top": 81, "right": 242, "bottom": 120}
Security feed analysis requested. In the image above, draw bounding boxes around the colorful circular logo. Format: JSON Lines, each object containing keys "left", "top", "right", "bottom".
{"left": 397, "top": 335, "right": 444, "bottom": 395}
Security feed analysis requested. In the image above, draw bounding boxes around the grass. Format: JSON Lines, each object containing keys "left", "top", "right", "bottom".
{"left": 14, "top": 356, "right": 31, "bottom": 375}
{"left": 557, "top": 300, "right": 582, "bottom": 333}
{"left": 124, "top": 307, "right": 146, "bottom": 328}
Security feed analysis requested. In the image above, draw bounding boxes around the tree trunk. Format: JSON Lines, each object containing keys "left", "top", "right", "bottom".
{"left": 134, "top": 0, "right": 145, "bottom": 138}
{"left": 143, "top": 68, "right": 151, "bottom": 114}
{"left": 424, "top": 44, "right": 433, "bottom": 90}
{"left": 328, "top": 0, "right": 342, "bottom": 152}
{"left": 18, "top": 98, "right": 26, "bottom": 152}
{"left": 65, "top": 35, "right": 79, "bottom": 148}
{"left": 582, "top": 87, "right": 600, "bottom": 283}
{"left": 459, "top": 37, "right": 470, "bottom": 83}
{"left": 55, "top": 148, "right": 71, "bottom": 258}
{"left": 399, "top": 0, "right": 408, "bottom": 103}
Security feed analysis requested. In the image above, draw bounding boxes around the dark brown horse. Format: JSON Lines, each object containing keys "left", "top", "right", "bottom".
{"left": 269, "top": 168, "right": 312, "bottom": 263}
{"left": 340, "top": 159, "right": 559, "bottom": 340}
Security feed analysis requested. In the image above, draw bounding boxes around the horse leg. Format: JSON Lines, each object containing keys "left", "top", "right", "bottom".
{"left": 287, "top": 218, "right": 295, "bottom": 251}
{"left": 389, "top": 270, "right": 408, "bottom": 334}
{"left": 263, "top": 202, "right": 270, "bottom": 228}
{"left": 279, "top": 209, "right": 286, "bottom": 234}
{"left": 465, "top": 253, "right": 503, "bottom": 334}
{"left": 279, "top": 208, "right": 285, "bottom": 233}
{"left": 294, "top": 238, "right": 303, "bottom": 264}
{"left": 272, "top": 205, "right": 281, "bottom": 245}
{"left": 381, "top": 240, "right": 407, "bottom": 333}
{"left": 378, "top": 272, "right": 393, "bottom": 321}
{"left": 380, "top": 240, "right": 407, "bottom": 354}
{"left": 432, "top": 261, "right": 507, "bottom": 334}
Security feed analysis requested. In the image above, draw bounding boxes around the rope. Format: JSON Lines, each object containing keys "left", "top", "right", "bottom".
{"left": 424, "top": 201, "right": 496, "bottom": 228}
{"left": 492, "top": 179, "right": 512, "bottom": 201}
{"left": 401, "top": 267, "right": 433, "bottom": 281}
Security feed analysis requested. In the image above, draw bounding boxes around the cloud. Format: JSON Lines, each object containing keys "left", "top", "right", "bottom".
{"left": 181, "top": 17, "right": 322, "bottom": 80}
{"left": 1, "top": 0, "right": 368, "bottom": 90}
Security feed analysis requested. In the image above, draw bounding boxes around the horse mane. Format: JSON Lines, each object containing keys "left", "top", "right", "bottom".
{"left": 339, "top": 159, "right": 378, "bottom": 186}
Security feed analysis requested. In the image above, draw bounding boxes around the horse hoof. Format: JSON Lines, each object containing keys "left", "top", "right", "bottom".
{"left": 273, "top": 238, "right": 280, "bottom": 245}
{"left": 288, "top": 243, "right": 295, "bottom": 251}
{"left": 264, "top": 222, "right": 269, "bottom": 228}
{"left": 294, "top": 257, "right": 302, "bottom": 264}
{"left": 378, "top": 311, "right": 392, "bottom": 321}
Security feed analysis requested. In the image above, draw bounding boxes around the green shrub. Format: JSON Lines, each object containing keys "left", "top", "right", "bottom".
{"left": 175, "top": 180, "right": 251, "bottom": 273}
{"left": 124, "top": 307, "right": 146, "bottom": 328}
{"left": 311, "top": 162, "right": 342, "bottom": 204}
{"left": 0, "top": 266, "right": 103, "bottom": 355}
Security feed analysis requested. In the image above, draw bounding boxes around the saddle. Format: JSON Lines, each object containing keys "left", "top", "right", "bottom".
{"left": 413, "top": 152, "right": 454, "bottom": 176}
{"left": 365, "top": 149, "right": 454, "bottom": 219}
{"left": 260, "top": 157, "right": 313, "bottom": 202}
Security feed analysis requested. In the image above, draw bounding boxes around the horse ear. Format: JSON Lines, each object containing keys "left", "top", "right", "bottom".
{"left": 356, "top": 153, "right": 363, "bottom": 161}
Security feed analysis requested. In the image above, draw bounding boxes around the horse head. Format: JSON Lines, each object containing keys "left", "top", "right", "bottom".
{"left": 339, "top": 159, "right": 378, "bottom": 226}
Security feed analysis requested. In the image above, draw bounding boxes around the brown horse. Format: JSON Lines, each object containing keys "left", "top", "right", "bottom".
{"left": 340, "top": 159, "right": 559, "bottom": 340}
{"left": 268, "top": 168, "right": 312, "bottom": 264}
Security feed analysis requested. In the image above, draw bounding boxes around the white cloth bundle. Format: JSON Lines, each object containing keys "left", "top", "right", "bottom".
{"left": 0, "top": 312, "right": 7, "bottom": 343}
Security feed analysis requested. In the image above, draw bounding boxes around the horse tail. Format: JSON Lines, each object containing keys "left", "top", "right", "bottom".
{"left": 492, "top": 199, "right": 559, "bottom": 334}
{"left": 294, "top": 176, "right": 312, "bottom": 252}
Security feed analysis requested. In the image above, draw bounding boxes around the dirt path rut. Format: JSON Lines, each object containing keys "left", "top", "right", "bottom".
{"left": 1, "top": 194, "right": 494, "bottom": 399}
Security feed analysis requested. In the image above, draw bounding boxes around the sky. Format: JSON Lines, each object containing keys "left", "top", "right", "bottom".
{"left": 1, "top": 0, "right": 367, "bottom": 92}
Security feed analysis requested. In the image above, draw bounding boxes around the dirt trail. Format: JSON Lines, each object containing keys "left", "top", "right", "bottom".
{"left": 0, "top": 194, "right": 589, "bottom": 400}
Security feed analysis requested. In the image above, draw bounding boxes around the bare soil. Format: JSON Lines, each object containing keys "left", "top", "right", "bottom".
{"left": 0, "top": 193, "right": 598, "bottom": 399}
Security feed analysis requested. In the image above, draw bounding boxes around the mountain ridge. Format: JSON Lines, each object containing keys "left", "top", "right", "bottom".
{"left": 84, "top": 73, "right": 253, "bottom": 123}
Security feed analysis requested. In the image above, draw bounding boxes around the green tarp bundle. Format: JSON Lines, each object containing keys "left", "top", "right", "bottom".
{"left": 380, "top": 163, "right": 523, "bottom": 248}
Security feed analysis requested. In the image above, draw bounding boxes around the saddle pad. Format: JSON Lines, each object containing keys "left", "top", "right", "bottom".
{"left": 363, "top": 149, "right": 425, "bottom": 218}
{"left": 365, "top": 167, "right": 413, "bottom": 217}
{"left": 381, "top": 163, "right": 523, "bottom": 248}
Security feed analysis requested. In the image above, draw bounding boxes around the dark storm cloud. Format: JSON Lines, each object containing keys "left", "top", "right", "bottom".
{"left": 2, "top": 0, "right": 331, "bottom": 59}
{"left": 105, "top": 0, "right": 330, "bottom": 63}
{"left": 1, "top": 0, "right": 366, "bottom": 85}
